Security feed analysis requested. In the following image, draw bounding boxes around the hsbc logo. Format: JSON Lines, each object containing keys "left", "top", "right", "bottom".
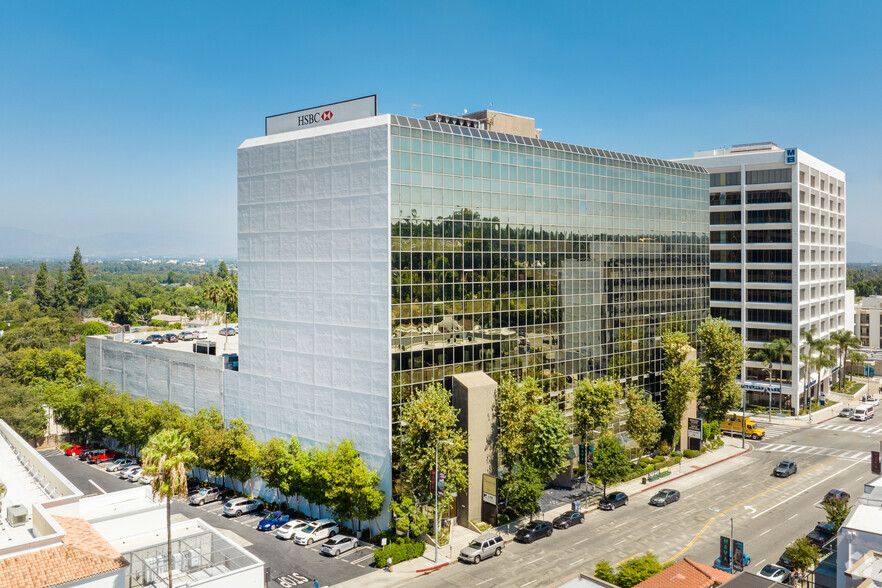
{"left": 297, "top": 110, "right": 334, "bottom": 126}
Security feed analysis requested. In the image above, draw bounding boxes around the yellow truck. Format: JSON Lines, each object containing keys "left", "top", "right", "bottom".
{"left": 721, "top": 414, "right": 765, "bottom": 440}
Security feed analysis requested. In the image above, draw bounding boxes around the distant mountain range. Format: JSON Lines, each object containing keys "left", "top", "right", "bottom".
{"left": 0, "top": 227, "right": 235, "bottom": 260}
{"left": 848, "top": 241, "right": 882, "bottom": 264}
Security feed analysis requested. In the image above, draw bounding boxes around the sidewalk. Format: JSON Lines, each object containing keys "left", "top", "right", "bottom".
{"left": 328, "top": 436, "right": 751, "bottom": 588}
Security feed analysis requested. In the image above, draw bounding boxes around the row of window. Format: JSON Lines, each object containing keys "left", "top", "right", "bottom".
{"left": 710, "top": 168, "right": 792, "bottom": 187}
{"left": 711, "top": 210, "right": 793, "bottom": 225}
{"left": 711, "top": 269, "right": 792, "bottom": 283}
{"left": 709, "top": 289, "right": 792, "bottom": 304}
{"left": 709, "top": 190, "right": 792, "bottom": 206}
{"left": 711, "top": 230, "right": 792, "bottom": 244}
{"left": 709, "top": 250, "right": 793, "bottom": 264}
{"left": 710, "top": 308, "right": 792, "bottom": 323}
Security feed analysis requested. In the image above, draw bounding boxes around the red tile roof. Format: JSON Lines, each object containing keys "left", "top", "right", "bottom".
{"left": 633, "top": 557, "right": 734, "bottom": 588}
{"left": 0, "top": 515, "right": 127, "bottom": 587}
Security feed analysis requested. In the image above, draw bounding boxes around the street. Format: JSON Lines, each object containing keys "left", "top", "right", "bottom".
{"left": 406, "top": 417, "right": 875, "bottom": 587}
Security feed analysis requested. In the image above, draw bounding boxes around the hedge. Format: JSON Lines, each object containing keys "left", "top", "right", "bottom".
{"left": 373, "top": 538, "right": 426, "bottom": 567}
{"left": 683, "top": 449, "right": 700, "bottom": 458}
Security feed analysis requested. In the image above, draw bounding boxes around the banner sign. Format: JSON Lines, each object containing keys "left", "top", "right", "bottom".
{"left": 482, "top": 474, "right": 497, "bottom": 505}
{"left": 266, "top": 95, "right": 377, "bottom": 135}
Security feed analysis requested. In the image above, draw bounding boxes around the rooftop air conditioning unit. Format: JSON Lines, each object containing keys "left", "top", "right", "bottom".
{"left": 6, "top": 504, "right": 27, "bottom": 528}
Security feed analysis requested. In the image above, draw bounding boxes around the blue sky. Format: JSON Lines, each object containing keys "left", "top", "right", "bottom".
{"left": 1, "top": 1, "right": 880, "bottom": 258}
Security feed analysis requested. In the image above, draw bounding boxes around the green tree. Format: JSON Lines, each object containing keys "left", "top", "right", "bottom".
{"left": 572, "top": 377, "right": 620, "bottom": 448}
{"left": 753, "top": 338, "right": 792, "bottom": 411}
{"left": 625, "top": 389, "right": 663, "bottom": 458}
{"left": 525, "top": 403, "right": 570, "bottom": 483}
{"left": 389, "top": 494, "right": 429, "bottom": 538}
{"left": 185, "top": 408, "right": 226, "bottom": 485}
{"left": 111, "top": 290, "right": 137, "bottom": 325}
{"left": 0, "top": 316, "right": 76, "bottom": 352}
{"left": 222, "top": 418, "right": 259, "bottom": 494}
{"left": 829, "top": 330, "right": 861, "bottom": 391}
{"left": 67, "top": 247, "right": 87, "bottom": 310}
{"left": 593, "top": 553, "right": 665, "bottom": 588}
{"left": 591, "top": 431, "right": 631, "bottom": 496}
{"left": 0, "top": 347, "right": 85, "bottom": 385}
{"left": 501, "top": 463, "right": 545, "bottom": 519}
{"left": 33, "top": 262, "right": 50, "bottom": 311}
{"left": 301, "top": 445, "right": 333, "bottom": 518}
{"left": 848, "top": 349, "right": 867, "bottom": 383}
{"left": 140, "top": 429, "right": 197, "bottom": 588}
{"left": 217, "top": 260, "right": 229, "bottom": 279}
{"left": 661, "top": 333, "right": 699, "bottom": 450}
{"left": 134, "top": 297, "right": 154, "bottom": 324}
{"left": 86, "top": 283, "right": 108, "bottom": 308}
{"left": 495, "top": 373, "right": 543, "bottom": 472}
{"left": 783, "top": 537, "right": 821, "bottom": 578}
{"left": 801, "top": 327, "right": 834, "bottom": 406}
{"left": 257, "top": 437, "right": 296, "bottom": 507}
{"left": 824, "top": 496, "right": 850, "bottom": 531}
{"left": 697, "top": 317, "right": 746, "bottom": 422}
{"left": 51, "top": 266, "right": 68, "bottom": 311}
{"left": 0, "top": 384, "right": 48, "bottom": 443}
{"left": 325, "top": 439, "right": 384, "bottom": 533}
{"left": 397, "top": 382, "right": 468, "bottom": 517}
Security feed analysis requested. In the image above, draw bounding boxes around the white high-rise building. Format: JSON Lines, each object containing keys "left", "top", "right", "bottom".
{"left": 676, "top": 143, "right": 846, "bottom": 413}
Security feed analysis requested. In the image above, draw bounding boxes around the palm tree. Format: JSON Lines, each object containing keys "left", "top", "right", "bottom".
{"left": 221, "top": 281, "right": 238, "bottom": 352}
{"left": 753, "top": 345, "right": 778, "bottom": 414}
{"left": 141, "top": 429, "right": 197, "bottom": 588}
{"left": 800, "top": 328, "right": 835, "bottom": 411}
{"left": 769, "top": 338, "right": 792, "bottom": 411}
{"left": 203, "top": 282, "right": 223, "bottom": 324}
{"left": 829, "top": 330, "right": 861, "bottom": 392}
{"left": 849, "top": 349, "right": 867, "bottom": 386}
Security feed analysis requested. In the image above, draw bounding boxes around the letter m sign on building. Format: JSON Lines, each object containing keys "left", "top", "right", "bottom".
{"left": 786, "top": 148, "right": 796, "bottom": 164}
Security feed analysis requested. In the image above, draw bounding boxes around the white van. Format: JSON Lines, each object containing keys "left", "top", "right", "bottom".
{"left": 852, "top": 405, "right": 874, "bottom": 421}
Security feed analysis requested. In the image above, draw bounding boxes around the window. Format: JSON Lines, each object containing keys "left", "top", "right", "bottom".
{"left": 711, "top": 288, "right": 741, "bottom": 302}
{"left": 748, "top": 289, "right": 791, "bottom": 303}
{"left": 710, "top": 172, "right": 741, "bottom": 187}
{"left": 711, "top": 230, "right": 742, "bottom": 244}
{"left": 747, "top": 229, "right": 791, "bottom": 243}
{"left": 746, "top": 168, "right": 792, "bottom": 184}
{"left": 711, "top": 268, "right": 742, "bottom": 282}
{"left": 747, "top": 190, "right": 791, "bottom": 204}
{"left": 747, "top": 308, "right": 791, "bottom": 323}
{"left": 712, "top": 307, "right": 741, "bottom": 321}
{"left": 747, "top": 250, "right": 792, "bottom": 263}
{"left": 747, "top": 209, "right": 791, "bottom": 224}
{"left": 711, "top": 211, "right": 742, "bottom": 225}
{"left": 747, "top": 269, "right": 791, "bottom": 283}
{"left": 711, "top": 249, "right": 741, "bottom": 263}
{"left": 747, "top": 328, "right": 792, "bottom": 342}
{"left": 710, "top": 192, "right": 742, "bottom": 206}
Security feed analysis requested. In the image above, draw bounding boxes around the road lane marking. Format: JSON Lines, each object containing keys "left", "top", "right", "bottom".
{"left": 524, "top": 557, "right": 544, "bottom": 566}
{"left": 614, "top": 522, "right": 628, "bottom": 528}
{"left": 760, "top": 529, "right": 771, "bottom": 536}
{"left": 751, "top": 459, "right": 863, "bottom": 519}
{"left": 664, "top": 457, "right": 837, "bottom": 564}
{"left": 614, "top": 539, "right": 628, "bottom": 546}
{"left": 569, "top": 558, "right": 585, "bottom": 566}
{"left": 520, "top": 581, "right": 537, "bottom": 587}
{"left": 614, "top": 553, "right": 641, "bottom": 567}
{"left": 575, "top": 537, "right": 591, "bottom": 545}
{"left": 652, "top": 523, "right": 665, "bottom": 530}
{"left": 684, "top": 508, "right": 696, "bottom": 514}
{"left": 755, "top": 559, "right": 766, "bottom": 567}
{"left": 788, "top": 513, "right": 799, "bottom": 520}
{"left": 476, "top": 579, "right": 494, "bottom": 586}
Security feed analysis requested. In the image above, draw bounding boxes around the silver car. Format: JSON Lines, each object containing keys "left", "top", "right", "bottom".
{"left": 106, "top": 458, "right": 136, "bottom": 472}
{"left": 459, "top": 534, "right": 504, "bottom": 564}
{"left": 321, "top": 535, "right": 358, "bottom": 557}
{"left": 223, "top": 498, "right": 263, "bottom": 517}
{"left": 119, "top": 465, "right": 141, "bottom": 479}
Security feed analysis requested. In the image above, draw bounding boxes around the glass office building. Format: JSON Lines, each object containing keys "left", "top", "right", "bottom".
{"left": 234, "top": 109, "right": 710, "bottom": 522}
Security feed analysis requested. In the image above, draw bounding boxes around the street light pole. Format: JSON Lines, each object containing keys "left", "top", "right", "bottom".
{"left": 763, "top": 367, "right": 773, "bottom": 423}
{"left": 741, "top": 388, "right": 746, "bottom": 449}
{"left": 709, "top": 508, "right": 735, "bottom": 567}
{"left": 434, "top": 439, "right": 452, "bottom": 563}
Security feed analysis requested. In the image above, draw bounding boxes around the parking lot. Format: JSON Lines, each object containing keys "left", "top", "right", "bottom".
{"left": 123, "top": 326, "right": 239, "bottom": 355}
{"left": 41, "top": 448, "right": 377, "bottom": 587}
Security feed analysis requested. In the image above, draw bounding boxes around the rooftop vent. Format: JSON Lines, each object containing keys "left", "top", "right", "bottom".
{"left": 425, "top": 113, "right": 484, "bottom": 129}
{"left": 731, "top": 142, "right": 778, "bottom": 153}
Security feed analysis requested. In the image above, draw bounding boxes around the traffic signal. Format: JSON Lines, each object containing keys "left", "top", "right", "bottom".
{"left": 578, "top": 444, "right": 586, "bottom": 465}
{"left": 429, "top": 470, "right": 436, "bottom": 494}
{"left": 438, "top": 471, "right": 446, "bottom": 494}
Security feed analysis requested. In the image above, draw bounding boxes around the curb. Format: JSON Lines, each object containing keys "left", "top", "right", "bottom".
{"left": 415, "top": 561, "right": 450, "bottom": 573}
{"left": 639, "top": 443, "right": 753, "bottom": 494}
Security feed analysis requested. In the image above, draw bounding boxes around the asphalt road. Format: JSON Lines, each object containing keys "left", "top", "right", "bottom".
{"left": 407, "top": 417, "right": 875, "bottom": 588}
{"left": 40, "top": 449, "right": 377, "bottom": 588}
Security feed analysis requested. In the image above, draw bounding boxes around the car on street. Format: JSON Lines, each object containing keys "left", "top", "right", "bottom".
{"left": 223, "top": 498, "right": 263, "bottom": 517}
{"left": 276, "top": 519, "right": 311, "bottom": 540}
{"left": 219, "top": 327, "right": 237, "bottom": 336}
{"left": 599, "top": 492, "right": 629, "bottom": 511}
{"left": 163, "top": 333, "right": 179, "bottom": 343}
{"left": 293, "top": 519, "right": 339, "bottom": 545}
{"left": 146, "top": 334, "right": 165, "bottom": 344}
{"left": 188, "top": 486, "right": 229, "bottom": 506}
{"left": 773, "top": 461, "right": 797, "bottom": 477}
{"left": 514, "top": 520, "right": 553, "bottom": 543}
{"left": 459, "top": 534, "right": 504, "bottom": 564}
{"left": 839, "top": 407, "right": 855, "bottom": 418}
{"left": 257, "top": 511, "right": 290, "bottom": 531}
{"left": 757, "top": 564, "right": 791, "bottom": 583}
{"left": 65, "top": 445, "right": 91, "bottom": 456}
{"left": 552, "top": 510, "right": 584, "bottom": 529}
{"left": 106, "top": 458, "right": 137, "bottom": 472}
{"left": 89, "top": 450, "right": 118, "bottom": 464}
{"left": 861, "top": 395, "right": 880, "bottom": 406}
{"left": 823, "top": 489, "right": 850, "bottom": 504}
{"left": 649, "top": 489, "right": 680, "bottom": 506}
{"left": 807, "top": 522, "right": 836, "bottom": 546}
{"left": 321, "top": 535, "right": 359, "bottom": 557}
{"left": 121, "top": 466, "right": 143, "bottom": 481}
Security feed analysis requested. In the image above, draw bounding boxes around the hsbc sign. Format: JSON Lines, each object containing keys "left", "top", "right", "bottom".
{"left": 266, "top": 95, "right": 377, "bottom": 135}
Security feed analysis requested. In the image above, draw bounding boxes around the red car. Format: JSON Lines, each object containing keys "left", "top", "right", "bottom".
{"left": 89, "top": 450, "right": 119, "bottom": 464}
{"left": 66, "top": 445, "right": 91, "bottom": 456}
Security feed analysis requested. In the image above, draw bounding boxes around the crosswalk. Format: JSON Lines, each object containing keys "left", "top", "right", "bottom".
{"left": 757, "top": 423, "right": 794, "bottom": 441}
{"left": 814, "top": 422, "right": 882, "bottom": 434}
{"left": 758, "top": 443, "right": 870, "bottom": 461}
{"left": 39, "top": 448, "right": 65, "bottom": 457}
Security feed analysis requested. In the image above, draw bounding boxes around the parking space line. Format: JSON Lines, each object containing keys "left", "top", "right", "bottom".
{"left": 476, "top": 579, "right": 494, "bottom": 586}
{"left": 574, "top": 537, "right": 591, "bottom": 545}
{"left": 524, "top": 557, "right": 544, "bottom": 566}
{"left": 569, "top": 557, "right": 584, "bottom": 566}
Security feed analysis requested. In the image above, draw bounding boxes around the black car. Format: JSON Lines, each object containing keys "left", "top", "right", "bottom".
{"left": 146, "top": 334, "right": 164, "bottom": 344}
{"left": 777, "top": 551, "right": 794, "bottom": 571}
{"left": 599, "top": 492, "right": 629, "bottom": 511}
{"left": 806, "top": 523, "right": 835, "bottom": 547}
{"left": 514, "top": 520, "right": 553, "bottom": 543}
{"left": 773, "top": 461, "right": 797, "bottom": 477}
{"left": 552, "top": 511, "right": 584, "bottom": 529}
{"left": 823, "top": 489, "right": 850, "bottom": 504}
{"left": 163, "top": 333, "right": 179, "bottom": 343}
{"left": 649, "top": 489, "right": 680, "bottom": 507}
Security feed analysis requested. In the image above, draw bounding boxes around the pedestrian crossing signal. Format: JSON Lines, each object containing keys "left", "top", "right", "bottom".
{"left": 872, "top": 451, "right": 881, "bottom": 475}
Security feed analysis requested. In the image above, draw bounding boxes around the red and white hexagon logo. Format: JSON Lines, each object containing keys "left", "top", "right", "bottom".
{"left": 321, "top": 110, "right": 333, "bottom": 121}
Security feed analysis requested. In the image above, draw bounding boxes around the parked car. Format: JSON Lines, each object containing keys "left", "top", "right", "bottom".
{"left": 136, "top": 339, "right": 158, "bottom": 346}
{"left": 773, "top": 461, "right": 797, "bottom": 477}
{"left": 777, "top": 551, "right": 794, "bottom": 571}
{"left": 514, "top": 520, "right": 553, "bottom": 543}
{"left": 599, "top": 492, "right": 629, "bottom": 511}
{"left": 321, "top": 535, "right": 359, "bottom": 557}
{"left": 65, "top": 445, "right": 91, "bottom": 456}
{"left": 219, "top": 327, "right": 237, "bottom": 336}
{"left": 188, "top": 486, "right": 229, "bottom": 506}
{"left": 121, "top": 466, "right": 143, "bottom": 481}
{"left": 839, "top": 407, "right": 855, "bottom": 418}
{"left": 179, "top": 331, "right": 195, "bottom": 341}
{"left": 118, "top": 465, "right": 140, "bottom": 479}
{"left": 223, "top": 498, "right": 263, "bottom": 517}
{"left": 163, "top": 333, "right": 179, "bottom": 343}
{"left": 146, "top": 334, "right": 165, "bottom": 344}
{"left": 861, "top": 395, "right": 880, "bottom": 406}
{"left": 257, "top": 511, "right": 290, "bottom": 531}
{"left": 552, "top": 511, "right": 584, "bottom": 529}
{"left": 276, "top": 519, "right": 311, "bottom": 540}
{"left": 140, "top": 474, "right": 154, "bottom": 485}
{"left": 649, "top": 489, "right": 680, "bottom": 507}
{"left": 459, "top": 533, "right": 504, "bottom": 564}
{"left": 807, "top": 522, "right": 836, "bottom": 546}
{"left": 79, "top": 449, "right": 104, "bottom": 461}
{"left": 823, "top": 489, "right": 850, "bottom": 504}
{"left": 191, "top": 328, "right": 208, "bottom": 339}
{"left": 129, "top": 469, "right": 145, "bottom": 482}
{"left": 106, "top": 458, "right": 136, "bottom": 472}
{"left": 757, "top": 564, "right": 791, "bottom": 583}
{"left": 293, "top": 519, "right": 339, "bottom": 545}
{"left": 89, "top": 450, "right": 118, "bottom": 464}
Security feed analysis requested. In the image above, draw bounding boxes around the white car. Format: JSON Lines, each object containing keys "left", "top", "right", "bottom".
{"left": 276, "top": 519, "right": 310, "bottom": 540}
{"left": 756, "top": 564, "right": 791, "bottom": 583}
{"left": 191, "top": 328, "right": 208, "bottom": 339}
{"left": 129, "top": 469, "right": 145, "bottom": 482}
{"left": 119, "top": 465, "right": 141, "bottom": 479}
{"left": 223, "top": 498, "right": 263, "bottom": 517}
{"left": 293, "top": 519, "right": 339, "bottom": 545}
{"left": 321, "top": 535, "right": 358, "bottom": 557}
{"left": 106, "top": 458, "right": 136, "bottom": 472}
{"left": 140, "top": 474, "right": 155, "bottom": 485}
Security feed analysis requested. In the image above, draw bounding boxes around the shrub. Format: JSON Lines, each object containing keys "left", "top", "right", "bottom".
{"left": 59, "top": 442, "right": 73, "bottom": 451}
{"left": 657, "top": 440, "right": 671, "bottom": 456}
{"left": 371, "top": 528, "right": 397, "bottom": 546}
{"left": 639, "top": 457, "right": 652, "bottom": 467}
{"left": 652, "top": 456, "right": 665, "bottom": 464}
{"left": 683, "top": 449, "right": 700, "bottom": 459}
{"left": 373, "top": 538, "right": 426, "bottom": 567}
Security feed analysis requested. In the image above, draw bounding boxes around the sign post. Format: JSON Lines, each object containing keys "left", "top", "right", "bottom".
{"left": 687, "top": 418, "right": 703, "bottom": 452}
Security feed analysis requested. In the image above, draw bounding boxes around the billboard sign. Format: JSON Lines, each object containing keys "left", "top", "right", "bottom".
{"left": 719, "top": 536, "right": 730, "bottom": 568}
{"left": 688, "top": 417, "right": 703, "bottom": 452}
{"left": 266, "top": 95, "right": 377, "bottom": 135}
{"left": 733, "top": 540, "right": 744, "bottom": 571}
{"left": 482, "top": 474, "right": 497, "bottom": 505}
